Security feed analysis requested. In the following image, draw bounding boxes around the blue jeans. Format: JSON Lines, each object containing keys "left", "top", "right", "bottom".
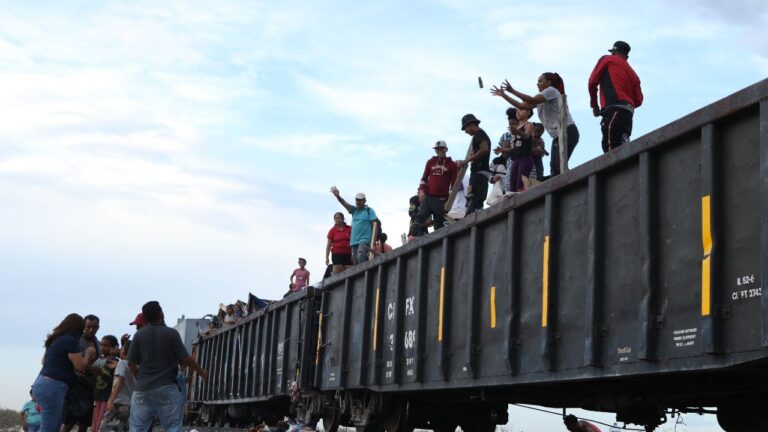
{"left": 31, "top": 375, "right": 68, "bottom": 432}
{"left": 130, "top": 384, "right": 182, "bottom": 432}
{"left": 176, "top": 372, "right": 187, "bottom": 423}
{"left": 27, "top": 424, "right": 41, "bottom": 432}
{"left": 351, "top": 243, "right": 371, "bottom": 265}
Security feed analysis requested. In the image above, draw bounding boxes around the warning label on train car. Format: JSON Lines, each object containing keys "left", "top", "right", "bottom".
{"left": 672, "top": 327, "right": 697, "bottom": 348}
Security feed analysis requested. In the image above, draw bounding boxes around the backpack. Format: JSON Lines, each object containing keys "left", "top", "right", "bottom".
{"left": 366, "top": 207, "right": 383, "bottom": 240}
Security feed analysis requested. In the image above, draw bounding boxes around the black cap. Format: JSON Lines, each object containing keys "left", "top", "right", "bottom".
{"left": 461, "top": 113, "right": 480, "bottom": 130}
{"left": 609, "top": 41, "right": 631, "bottom": 55}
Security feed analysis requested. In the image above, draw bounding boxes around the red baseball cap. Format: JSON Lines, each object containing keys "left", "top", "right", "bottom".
{"left": 129, "top": 313, "right": 147, "bottom": 326}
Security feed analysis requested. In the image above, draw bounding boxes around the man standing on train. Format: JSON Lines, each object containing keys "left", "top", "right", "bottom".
{"left": 456, "top": 114, "right": 491, "bottom": 215}
{"left": 410, "top": 140, "right": 458, "bottom": 237}
{"left": 330, "top": 186, "right": 379, "bottom": 264}
{"left": 588, "top": 40, "right": 643, "bottom": 152}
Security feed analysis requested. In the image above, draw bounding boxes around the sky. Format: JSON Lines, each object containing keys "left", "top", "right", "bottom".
{"left": 1, "top": 0, "right": 767, "bottom": 430}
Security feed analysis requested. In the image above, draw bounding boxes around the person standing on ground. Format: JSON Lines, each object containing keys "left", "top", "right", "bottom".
{"left": 564, "top": 414, "right": 602, "bottom": 432}
{"left": 456, "top": 114, "right": 491, "bottom": 215}
{"left": 491, "top": 73, "right": 579, "bottom": 177}
{"left": 91, "top": 335, "right": 119, "bottom": 432}
{"left": 31, "top": 314, "right": 96, "bottom": 432}
{"left": 20, "top": 390, "right": 42, "bottom": 432}
{"left": 411, "top": 140, "right": 458, "bottom": 236}
{"left": 128, "top": 301, "right": 208, "bottom": 432}
{"left": 330, "top": 187, "right": 379, "bottom": 264}
{"left": 62, "top": 315, "right": 101, "bottom": 432}
{"left": 588, "top": 40, "right": 643, "bottom": 152}
{"left": 290, "top": 258, "right": 310, "bottom": 291}
{"left": 326, "top": 212, "right": 353, "bottom": 274}
{"left": 102, "top": 341, "right": 135, "bottom": 432}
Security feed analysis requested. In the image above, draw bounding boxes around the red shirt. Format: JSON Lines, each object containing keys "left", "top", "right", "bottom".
{"left": 588, "top": 54, "right": 643, "bottom": 110}
{"left": 327, "top": 224, "right": 352, "bottom": 254}
{"left": 419, "top": 156, "right": 458, "bottom": 199}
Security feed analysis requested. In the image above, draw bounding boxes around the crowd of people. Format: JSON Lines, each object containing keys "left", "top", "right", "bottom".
{"left": 26, "top": 40, "right": 642, "bottom": 432}
{"left": 27, "top": 302, "right": 207, "bottom": 432}
{"left": 290, "top": 40, "right": 644, "bottom": 284}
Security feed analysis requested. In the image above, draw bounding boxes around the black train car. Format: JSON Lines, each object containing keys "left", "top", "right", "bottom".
{"left": 189, "top": 78, "right": 768, "bottom": 432}
{"left": 188, "top": 288, "right": 319, "bottom": 426}
{"left": 308, "top": 78, "right": 768, "bottom": 432}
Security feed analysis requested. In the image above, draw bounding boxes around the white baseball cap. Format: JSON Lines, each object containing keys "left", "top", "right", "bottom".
{"left": 355, "top": 192, "right": 366, "bottom": 200}
{"left": 433, "top": 140, "right": 448, "bottom": 149}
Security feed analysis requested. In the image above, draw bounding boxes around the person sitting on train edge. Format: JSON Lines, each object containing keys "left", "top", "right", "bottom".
{"left": 289, "top": 258, "right": 310, "bottom": 291}
{"left": 330, "top": 186, "right": 379, "bottom": 264}
{"left": 223, "top": 304, "right": 237, "bottom": 325}
{"left": 373, "top": 232, "right": 393, "bottom": 255}
{"left": 564, "top": 414, "right": 602, "bottom": 432}
{"left": 411, "top": 140, "right": 458, "bottom": 237}
{"left": 456, "top": 114, "right": 491, "bottom": 215}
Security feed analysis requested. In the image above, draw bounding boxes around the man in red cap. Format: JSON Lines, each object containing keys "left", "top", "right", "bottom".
{"left": 120, "top": 313, "right": 147, "bottom": 348}
{"left": 411, "top": 140, "right": 458, "bottom": 236}
{"left": 588, "top": 40, "right": 643, "bottom": 152}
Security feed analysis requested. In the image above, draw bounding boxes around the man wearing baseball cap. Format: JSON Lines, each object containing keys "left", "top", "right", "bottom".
{"left": 456, "top": 114, "right": 491, "bottom": 215}
{"left": 588, "top": 40, "right": 644, "bottom": 152}
{"left": 410, "top": 140, "right": 458, "bottom": 237}
{"left": 330, "top": 186, "right": 379, "bottom": 264}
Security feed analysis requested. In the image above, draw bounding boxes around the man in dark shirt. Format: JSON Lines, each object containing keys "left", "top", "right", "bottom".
{"left": 128, "top": 301, "right": 207, "bottom": 432}
{"left": 456, "top": 114, "right": 491, "bottom": 215}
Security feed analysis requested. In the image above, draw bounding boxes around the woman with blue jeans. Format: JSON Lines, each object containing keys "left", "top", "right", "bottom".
{"left": 32, "top": 314, "right": 96, "bottom": 432}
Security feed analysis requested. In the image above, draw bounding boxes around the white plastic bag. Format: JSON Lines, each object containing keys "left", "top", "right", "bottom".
{"left": 486, "top": 180, "right": 505, "bottom": 206}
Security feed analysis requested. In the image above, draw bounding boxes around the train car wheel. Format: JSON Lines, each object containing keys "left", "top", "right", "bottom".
{"left": 382, "top": 399, "right": 412, "bottom": 432}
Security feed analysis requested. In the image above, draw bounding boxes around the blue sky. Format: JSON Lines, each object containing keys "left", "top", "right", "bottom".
{"left": 1, "top": 1, "right": 766, "bottom": 429}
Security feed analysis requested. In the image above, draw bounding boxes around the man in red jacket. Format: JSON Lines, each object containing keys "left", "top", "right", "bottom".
{"left": 588, "top": 40, "right": 643, "bottom": 153}
{"left": 410, "top": 140, "right": 458, "bottom": 237}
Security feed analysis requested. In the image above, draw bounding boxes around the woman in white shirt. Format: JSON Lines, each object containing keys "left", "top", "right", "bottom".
{"left": 491, "top": 72, "right": 580, "bottom": 177}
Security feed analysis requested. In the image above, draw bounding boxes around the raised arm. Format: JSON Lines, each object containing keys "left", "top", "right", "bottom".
{"left": 503, "top": 80, "right": 547, "bottom": 106}
{"left": 330, "top": 186, "right": 355, "bottom": 213}
{"left": 490, "top": 84, "right": 534, "bottom": 110}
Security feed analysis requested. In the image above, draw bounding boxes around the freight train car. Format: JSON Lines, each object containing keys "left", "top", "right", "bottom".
{"left": 189, "top": 78, "right": 768, "bottom": 432}
{"left": 187, "top": 288, "right": 319, "bottom": 426}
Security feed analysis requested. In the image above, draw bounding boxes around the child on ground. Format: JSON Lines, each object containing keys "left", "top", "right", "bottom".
{"left": 91, "top": 335, "right": 119, "bottom": 432}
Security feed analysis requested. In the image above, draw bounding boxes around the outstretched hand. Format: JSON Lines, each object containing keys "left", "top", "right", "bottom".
{"left": 490, "top": 85, "right": 505, "bottom": 97}
{"left": 502, "top": 79, "right": 514, "bottom": 93}
{"left": 330, "top": 186, "right": 340, "bottom": 197}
